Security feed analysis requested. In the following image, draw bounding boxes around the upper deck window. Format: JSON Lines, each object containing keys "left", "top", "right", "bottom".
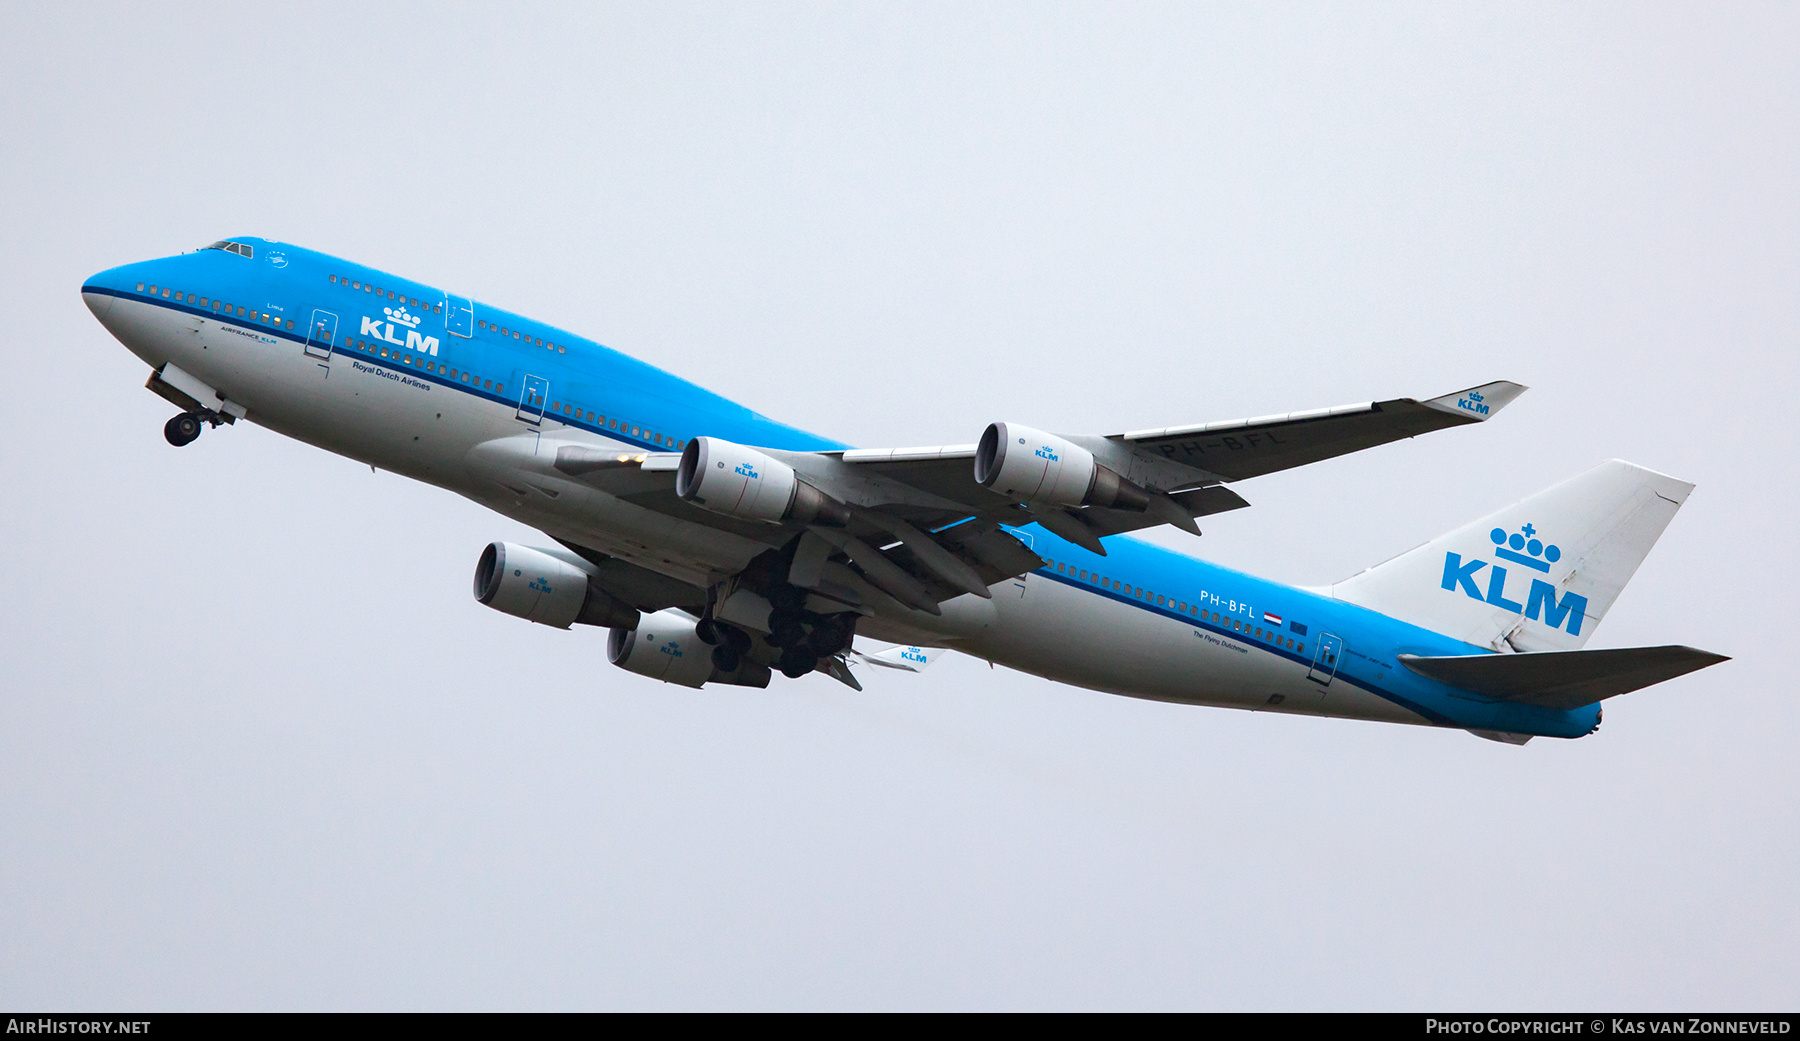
{"left": 203, "top": 240, "right": 255, "bottom": 259}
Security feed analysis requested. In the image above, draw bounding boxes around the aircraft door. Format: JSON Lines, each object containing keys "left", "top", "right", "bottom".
{"left": 1007, "top": 530, "right": 1033, "bottom": 598}
{"left": 517, "top": 374, "right": 549, "bottom": 424}
{"left": 305, "top": 309, "right": 337, "bottom": 362}
{"left": 1307, "top": 632, "right": 1343, "bottom": 686}
{"left": 445, "top": 295, "right": 474, "bottom": 338}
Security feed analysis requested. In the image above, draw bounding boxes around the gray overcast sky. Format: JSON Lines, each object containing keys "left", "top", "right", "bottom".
{"left": 2, "top": 2, "right": 1796, "bottom": 1010}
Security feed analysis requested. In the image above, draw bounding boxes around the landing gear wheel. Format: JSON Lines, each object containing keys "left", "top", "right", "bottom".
{"left": 768, "top": 585, "right": 806, "bottom": 614}
{"left": 806, "top": 616, "right": 853, "bottom": 656}
{"left": 778, "top": 647, "right": 819, "bottom": 679}
{"left": 711, "top": 644, "right": 740, "bottom": 672}
{"left": 767, "top": 613, "right": 804, "bottom": 648}
{"left": 164, "top": 413, "right": 203, "bottom": 447}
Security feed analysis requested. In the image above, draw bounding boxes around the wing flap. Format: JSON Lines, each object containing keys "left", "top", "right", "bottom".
{"left": 554, "top": 539, "right": 708, "bottom": 612}
{"left": 936, "top": 522, "right": 1045, "bottom": 581}
{"left": 1398, "top": 645, "right": 1728, "bottom": 711}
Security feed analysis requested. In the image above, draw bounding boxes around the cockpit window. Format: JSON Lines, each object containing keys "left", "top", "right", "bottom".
{"left": 203, "top": 240, "right": 255, "bottom": 259}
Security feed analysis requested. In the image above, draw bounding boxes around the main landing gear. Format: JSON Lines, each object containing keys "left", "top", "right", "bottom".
{"left": 697, "top": 582, "right": 858, "bottom": 680}
{"left": 163, "top": 409, "right": 227, "bottom": 447}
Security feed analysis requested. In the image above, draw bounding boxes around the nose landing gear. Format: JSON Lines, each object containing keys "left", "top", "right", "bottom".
{"left": 163, "top": 409, "right": 228, "bottom": 447}
{"left": 147, "top": 365, "right": 241, "bottom": 447}
{"left": 164, "top": 413, "right": 203, "bottom": 446}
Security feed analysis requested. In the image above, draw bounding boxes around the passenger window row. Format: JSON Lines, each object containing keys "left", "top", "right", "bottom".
{"left": 326, "top": 274, "right": 443, "bottom": 314}
{"left": 341, "top": 334, "right": 505, "bottom": 395}
{"left": 543, "top": 399, "right": 684, "bottom": 450}
{"left": 134, "top": 283, "right": 293, "bottom": 330}
{"left": 1043, "top": 558, "right": 1306, "bottom": 655}
{"left": 131, "top": 277, "right": 682, "bottom": 446}
{"left": 478, "top": 319, "right": 566, "bottom": 354}
{"left": 137, "top": 280, "right": 670, "bottom": 445}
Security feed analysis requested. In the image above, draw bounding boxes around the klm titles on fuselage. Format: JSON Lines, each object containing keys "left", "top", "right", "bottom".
{"left": 360, "top": 304, "right": 439, "bottom": 357}
{"left": 1440, "top": 522, "right": 1587, "bottom": 634}
{"left": 349, "top": 360, "right": 432, "bottom": 391}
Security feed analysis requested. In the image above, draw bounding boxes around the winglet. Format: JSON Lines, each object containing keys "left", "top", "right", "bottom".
{"left": 1421, "top": 380, "right": 1527, "bottom": 422}
{"left": 850, "top": 643, "right": 945, "bottom": 673}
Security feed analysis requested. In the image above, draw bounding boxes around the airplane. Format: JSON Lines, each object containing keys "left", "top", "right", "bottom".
{"left": 80, "top": 237, "right": 1727, "bottom": 744}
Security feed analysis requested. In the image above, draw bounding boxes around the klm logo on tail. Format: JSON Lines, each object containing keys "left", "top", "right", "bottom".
{"left": 1440, "top": 523, "right": 1588, "bottom": 634}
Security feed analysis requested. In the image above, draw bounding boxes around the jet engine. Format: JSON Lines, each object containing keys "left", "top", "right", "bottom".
{"left": 608, "top": 609, "right": 772, "bottom": 689}
{"left": 473, "top": 542, "right": 639, "bottom": 629}
{"left": 675, "top": 437, "right": 850, "bottom": 526}
{"left": 973, "top": 423, "right": 1149, "bottom": 510}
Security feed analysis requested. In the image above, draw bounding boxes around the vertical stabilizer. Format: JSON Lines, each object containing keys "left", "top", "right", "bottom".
{"left": 1331, "top": 460, "right": 1693, "bottom": 651}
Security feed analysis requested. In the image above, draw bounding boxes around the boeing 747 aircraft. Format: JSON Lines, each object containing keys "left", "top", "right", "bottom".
{"left": 81, "top": 238, "right": 1726, "bottom": 743}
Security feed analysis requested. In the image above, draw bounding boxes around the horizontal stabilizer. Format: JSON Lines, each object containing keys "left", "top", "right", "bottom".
{"left": 1399, "top": 645, "right": 1728, "bottom": 711}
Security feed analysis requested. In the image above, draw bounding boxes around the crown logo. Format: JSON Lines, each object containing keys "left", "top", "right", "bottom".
{"left": 1468, "top": 390, "right": 1484, "bottom": 403}
{"left": 1490, "top": 522, "right": 1560, "bottom": 573}
{"left": 383, "top": 305, "right": 421, "bottom": 329}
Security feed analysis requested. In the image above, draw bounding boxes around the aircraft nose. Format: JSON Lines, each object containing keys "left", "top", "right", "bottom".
{"left": 81, "top": 261, "right": 148, "bottom": 321}
{"left": 82, "top": 283, "right": 115, "bottom": 320}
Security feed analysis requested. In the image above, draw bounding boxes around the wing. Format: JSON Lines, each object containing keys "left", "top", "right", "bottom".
{"left": 815, "top": 379, "right": 1522, "bottom": 557}
{"left": 473, "top": 379, "right": 1522, "bottom": 625}
{"left": 1116, "top": 380, "right": 1526, "bottom": 482}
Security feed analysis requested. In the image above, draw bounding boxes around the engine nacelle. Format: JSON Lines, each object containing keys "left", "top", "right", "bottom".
{"left": 473, "top": 542, "right": 639, "bottom": 629}
{"left": 973, "top": 423, "right": 1148, "bottom": 510}
{"left": 607, "top": 609, "right": 771, "bottom": 689}
{"left": 675, "top": 436, "right": 850, "bottom": 525}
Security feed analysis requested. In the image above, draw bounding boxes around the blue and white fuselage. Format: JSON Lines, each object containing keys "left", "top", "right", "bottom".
{"left": 81, "top": 238, "right": 1724, "bottom": 742}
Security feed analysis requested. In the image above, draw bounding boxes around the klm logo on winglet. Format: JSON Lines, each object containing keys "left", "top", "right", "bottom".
{"left": 901, "top": 647, "right": 928, "bottom": 665}
{"left": 1456, "top": 389, "right": 1490, "bottom": 416}
{"left": 1439, "top": 522, "right": 1588, "bottom": 634}
{"left": 360, "top": 304, "right": 439, "bottom": 356}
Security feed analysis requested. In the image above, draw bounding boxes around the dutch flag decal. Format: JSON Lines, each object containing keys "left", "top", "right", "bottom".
{"left": 1263, "top": 612, "right": 1283, "bottom": 626}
